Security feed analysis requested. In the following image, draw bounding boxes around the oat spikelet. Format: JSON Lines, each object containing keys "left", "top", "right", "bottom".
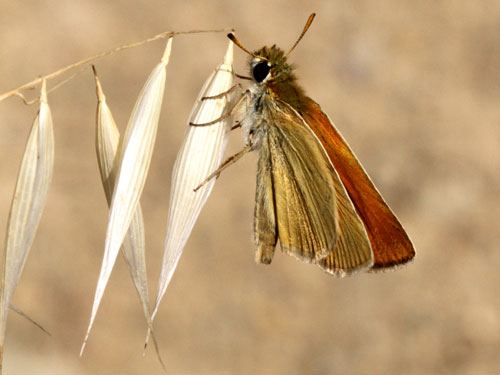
{"left": 0, "top": 80, "right": 54, "bottom": 354}
{"left": 92, "top": 67, "right": 164, "bottom": 369}
{"left": 150, "top": 41, "right": 234, "bottom": 329}
{"left": 81, "top": 38, "right": 172, "bottom": 356}
{"left": 94, "top": 68, "right": 150, "bottom": 322}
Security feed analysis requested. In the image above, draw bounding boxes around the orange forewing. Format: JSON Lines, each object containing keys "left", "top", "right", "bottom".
{"left": 301, "top": 98, "right": 415, "bottom": 269}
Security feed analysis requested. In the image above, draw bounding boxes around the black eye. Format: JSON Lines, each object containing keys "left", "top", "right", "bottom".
{"left": 253, "top": 62, "right": 270, "bottom": 82}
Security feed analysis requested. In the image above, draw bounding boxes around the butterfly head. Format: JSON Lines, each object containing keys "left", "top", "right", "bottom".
{"left": 250, "top": 46, "right": 292, "bottom": 84}
{"left": 228, "top": 13, "right": 316, "bottom": 85}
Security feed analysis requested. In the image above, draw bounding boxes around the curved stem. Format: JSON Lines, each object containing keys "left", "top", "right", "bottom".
{"left": 0, "top": 28, "right": 233, "bottom": 104}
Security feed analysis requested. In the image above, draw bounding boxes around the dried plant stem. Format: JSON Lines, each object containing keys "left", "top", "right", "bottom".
{"left": 0, "top": 28, "right": 233, "bottom": 104}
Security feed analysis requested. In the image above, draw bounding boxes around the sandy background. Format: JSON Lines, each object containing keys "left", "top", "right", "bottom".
{"left": 0, "top": 1, "right": 499, "bottom": 374}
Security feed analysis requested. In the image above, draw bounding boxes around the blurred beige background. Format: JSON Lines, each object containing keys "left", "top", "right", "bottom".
{"left": 1, "top": 1, "right": 499, "bottom": 374}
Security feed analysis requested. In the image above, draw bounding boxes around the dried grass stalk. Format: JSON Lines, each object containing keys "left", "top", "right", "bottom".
{"left": 81, "top": 38, "right": 172, "bottom": 355}
{"left": 0, "top": 80, "right": 54, "bottom": 350}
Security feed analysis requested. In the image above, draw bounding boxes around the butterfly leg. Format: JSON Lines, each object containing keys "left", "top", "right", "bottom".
{"left": 201, "top": 83, "right": 243, "bottom": 100}
{"left": 193, "top": 144, "right": 252, "bottom": 192}
{"left": 231, "top": 121, "right": 242, "bottom": 130}
{"left": 190, "top": 90, "right": 250, "bottom": 127}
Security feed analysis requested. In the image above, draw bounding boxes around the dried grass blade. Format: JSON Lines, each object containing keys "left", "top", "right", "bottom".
{"left": 150, "top": 41, "right": 234, "bottom": 326}
{"left": 0, "top": 80, "right": 54, "bottom": 351}
{"left": 81, "top": 38, "right": 172, "bottom": 356}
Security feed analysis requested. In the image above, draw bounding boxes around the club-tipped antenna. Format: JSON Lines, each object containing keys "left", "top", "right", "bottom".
{"left": 227, "top": 33, "right": 269, "bottom": 62}
{"left": 285, "top": 13, "right": 316, "bottom": 57}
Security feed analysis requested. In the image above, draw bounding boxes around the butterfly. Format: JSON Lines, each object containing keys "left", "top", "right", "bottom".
{"left": 196, "top": 13, "right": 415, "bottom": 276}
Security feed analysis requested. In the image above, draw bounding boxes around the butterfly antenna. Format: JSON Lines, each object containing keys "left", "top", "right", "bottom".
{"left": 227, "top": 33, "right": 269, "bottom": 62}
{"left": 285, "top": 13, "right": 316, "bottom": 57}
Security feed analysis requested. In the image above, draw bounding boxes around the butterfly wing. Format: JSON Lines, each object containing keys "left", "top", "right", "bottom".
{"left": 301, "top": 98, "right": 415, "bottom": 270}
{"left": 254, "top": 99, "right": 373, "bottom": 275}
{"left": 254, "top": 146, "right": 278, "bottom": 264}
